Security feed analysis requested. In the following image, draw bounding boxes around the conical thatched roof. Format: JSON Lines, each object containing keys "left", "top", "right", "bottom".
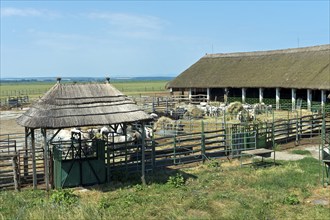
{"left": 167, "top": 44, "right": 330, "bottom": 90}
{"left": 17, "top": 81, "right": 153, "bottom": 129}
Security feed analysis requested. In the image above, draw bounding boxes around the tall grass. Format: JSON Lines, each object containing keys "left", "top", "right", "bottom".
{"left": 1, "top": 157, "right": 329, "bottom": 220}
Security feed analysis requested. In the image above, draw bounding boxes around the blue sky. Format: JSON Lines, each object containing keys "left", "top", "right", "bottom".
{"left": 1, "top": 1, "right": 329, "bottom": 78}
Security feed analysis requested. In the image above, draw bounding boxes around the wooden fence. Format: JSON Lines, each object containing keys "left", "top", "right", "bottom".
{"left": 0, "top": 140, "right": 45, "bottom": 190}
{"left": 0, "top": 154, "right": 19, "bottom": 190}
{"left": 0, "top": 113, "right": 329, "bottom": 189}
{"left": 106, "top": 126, "right": 257, "bottom": 180}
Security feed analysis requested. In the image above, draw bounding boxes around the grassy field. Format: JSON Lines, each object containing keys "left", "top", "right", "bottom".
{"left": 1, "top": 157, "right": 329, "bottom": 220}
{"left": 0, "top": 80, "right": 170, "bottom": 101}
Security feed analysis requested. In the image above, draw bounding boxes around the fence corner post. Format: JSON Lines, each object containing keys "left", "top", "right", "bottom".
{"left": 12, "top": 155, "right": 20, "bottom": 191}
{"left": 201, "top": 120, "right": 206, "bottom": 163}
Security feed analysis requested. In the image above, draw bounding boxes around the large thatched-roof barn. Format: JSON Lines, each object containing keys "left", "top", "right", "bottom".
{"left": 166, "top": 44, "right": 330, "bottom": 110}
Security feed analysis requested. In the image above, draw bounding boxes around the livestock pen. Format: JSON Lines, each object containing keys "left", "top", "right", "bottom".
{"left": 1, "top": 110, "right": 330, "bottom": 190}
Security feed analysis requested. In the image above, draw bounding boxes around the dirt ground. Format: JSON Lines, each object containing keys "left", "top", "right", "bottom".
{"left": 0, "top": 109, "right": 26, "bottom": 135}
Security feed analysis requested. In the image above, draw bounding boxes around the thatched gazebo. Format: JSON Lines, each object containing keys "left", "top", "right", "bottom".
{"left": 16, "top": 78, "right": 152, "bottom": 189}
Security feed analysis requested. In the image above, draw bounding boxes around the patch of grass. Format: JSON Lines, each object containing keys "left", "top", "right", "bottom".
{"left": 291, "top": 149, "right": 312, "bottom": 156}
{"left": 1, "top": 157, "right": 329, "bottom": 220}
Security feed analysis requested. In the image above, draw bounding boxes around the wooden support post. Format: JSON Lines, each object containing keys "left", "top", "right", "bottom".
{"left": 152, "top": 97, "right": 155, "bottom": 112}
{"left": 173, "top": 135, "right": 177, "bottom": 164}
{"left": 321, "top": 90, "right": 326, "bottom": 110}
{"left": 24, "top": 127, "right": 29, "bottom": 178}
{"left": 188, "top": 88, "right": 192, "bottom": 102}
{"left": 307, "top": 89, "right": 312, "bottom": 111}
{"left": 272, "top": 111, "right": 275, "bottom": 148}
{"left": 124, "top": 125, "right": 128, "bottom": 179}
{"left": 276, "top": 88, "right": 280, "bottom": 110}
{"left": 31, "top": 128, "right": 37, "bottom": 189}
{"left": 292, "top": 88, "right": 296, "bottom": 111}
{"left": 42, "top": 128, "right": 49, "bottom": 191}
{"left": 295, "top": 112, "right": 299, "bottom": 146}
{"left": 201, "top": 120, "right": 206, "bottom": 163}
{"left": 151, "top": 131, "right": 156, "bottom": 173}
{"left": 224, "top": 88, "right": 229, "bottom": 104}
{"left": 12, "top": 155, "right": 20, "bottom": 191}
{"left": 107, "top": 144, "right": 110, "bottom": 183}
{"left": 112, "top": 133, "right": 115, "bottom": 168}
{"left": 259, "top": 88, "right": 264, "bottom": 103}
{"left": 242, "top": 88, "right": 246, "bottom": 104}
{"left": 141, "top": 123, "right": 146, "bottom": 185}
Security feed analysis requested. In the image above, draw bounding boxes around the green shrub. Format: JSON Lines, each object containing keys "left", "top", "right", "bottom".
{"left": 134, "top": 184, "right": 144, "bottom": 192}
{"left": 98, "top": 196, "right": 111, "bottom": 209}
{"left": 207, "top": 159, "right": 221, "bottom": 168}
{"left": 167, "top": 173, "right": 185, "bottom": 188}
{"left": 283, "top": 194, "right": 300, "bottom": 205}
{"left": 50, "top": 190, "right": 78, "bottom": 206}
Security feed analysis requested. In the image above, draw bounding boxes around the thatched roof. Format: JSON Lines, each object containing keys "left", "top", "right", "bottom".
{"left": 167, "top": 44, "right": 330, "bottom": 90}
{"left": 17, "top": 81, "right": 153, "bottom": 129}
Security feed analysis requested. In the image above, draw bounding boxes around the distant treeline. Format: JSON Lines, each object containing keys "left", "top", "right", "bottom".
{"left": 0, "top": 76, "right": 174, "bottom": 84}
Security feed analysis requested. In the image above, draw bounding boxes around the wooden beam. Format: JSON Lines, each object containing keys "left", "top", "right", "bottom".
{"left": 141, "top": 123, "right": 146, "bottom": 185}
{"left": 42, "top": 128, "right": 49, "bottom": 191}
{"left": 31, "top": 128, "right": 37, "bottom": 189}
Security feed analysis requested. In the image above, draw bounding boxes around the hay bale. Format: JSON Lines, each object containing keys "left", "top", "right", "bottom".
{"left": 191, "top": 107, "right": 204, "bottom": 118}
{"left": 227, "top": 102, "right": 243, "bottom": 114}
{"left": 153, "top": 116, "right": 175, "bottom": 131}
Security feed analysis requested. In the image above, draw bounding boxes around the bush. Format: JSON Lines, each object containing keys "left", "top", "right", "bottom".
{"left": 283, "top": 194, "right": 300, "bottom": 205}
{"left": 50, "top": 190, "right": 78, "bottom": 206}
{"left": 167, "top": 173, "right": 185, "bottom": 188}
{"left": 98, "top": 196, "right": 111, "bottom": 209}
{"left": 207, "top": 159, "right": 221, "bottom": 168}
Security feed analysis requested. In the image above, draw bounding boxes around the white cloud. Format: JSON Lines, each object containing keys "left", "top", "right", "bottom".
{"left": 89, "top": 12, "right": 168, "bottom": 39}
{"left": 90, "top": 12, "right": 165, "bottom": 30}
{"left": 1, "top": 7, "right": 59, "bottom": 17}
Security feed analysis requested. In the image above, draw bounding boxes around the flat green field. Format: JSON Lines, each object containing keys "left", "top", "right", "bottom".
{"left": 0, "top": 80, "right": 170, "bottom": 103}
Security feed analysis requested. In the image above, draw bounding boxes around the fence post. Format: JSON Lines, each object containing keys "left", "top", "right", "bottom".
{"left": 223, "top": 110, "right": 228, "bottom": 155}
{"left": 152, "top": 97, "right": 156, "bottom": 112}
{"left": 31, "top": 129, "right": 37, "bottom": 190}
{"left": 124, "top": 126, "right": 128, "bottom": 179}
{"left": 272, "top": 111, "right": 275, "bottom": 148}
{"left": 12, "top": 155, "right": 20, "bottom": 191}
{"left": 173, "top": 135, "right": 177, "bottom": 165}
{"left": 295, "top": 112, "right": 299, "bottom": 145}
{"left": 201, "top": 120, "right": 206, "bottom": 163}
{"left": 166, "top": 98, "right": 168, "bottom": 115}
{"left": 151, "top": 132, "right": 156, "bottom": 173}
{"left": 107, "top": 144, "right": 110, "bottom": 183}
{"left": 141, "top": 123, "right": 146, "bottom": 185}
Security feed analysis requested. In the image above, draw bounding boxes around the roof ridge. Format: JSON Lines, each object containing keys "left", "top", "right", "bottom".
{"left": 204, "top": 44, "right": 330, "bottom": 58}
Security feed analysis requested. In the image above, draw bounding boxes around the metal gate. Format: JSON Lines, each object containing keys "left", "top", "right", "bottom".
{"left": 52, "top": 134, "right": 106, "bottom": 189}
